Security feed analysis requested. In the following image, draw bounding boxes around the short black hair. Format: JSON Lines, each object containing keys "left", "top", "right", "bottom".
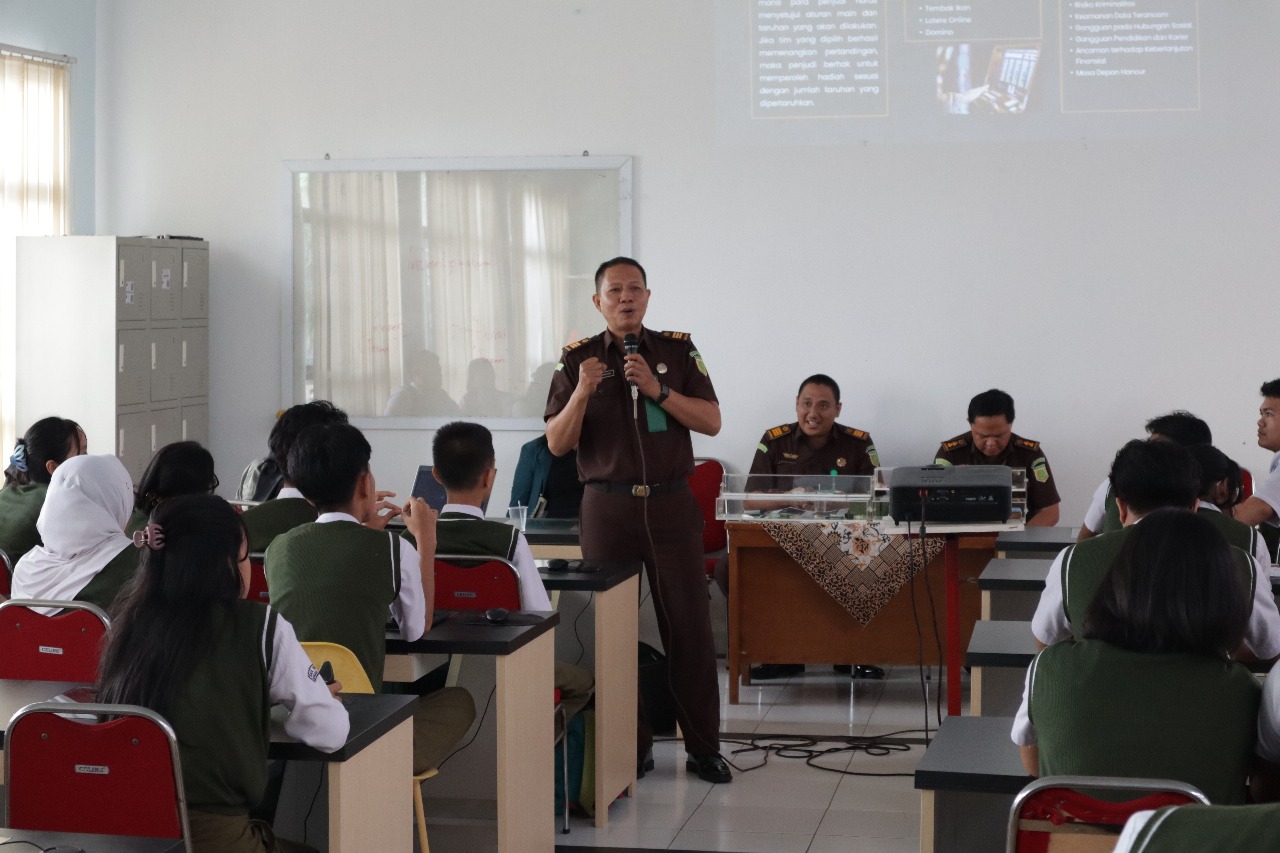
{"left": 593, "top": 257, "right": 647, "bottom": 292}
{"left": 1261, "top": 379, "right": 1280, "bottom": 399}
{"left": 1083, "top": 508, "right": 1247, "bottom": 659}
{"left": 268, "top": 401, "right": 349, "bottom": 481}
{"left": 1187, "top": 444, "right": 1233, "bottom": 501}
{"left": 796, "top": 374, "right": 840, "bottom": 403}
{"left": 432, "top": 421, "right": 495, "bottom": 491}
{"left": 288, "top": 422, "right": 371, "bottom": 511}
{"left": 967, "top": 389, "right": 1015, "bottom": 423}
{"left": 1108, "top": 439, "right": 1200, "bottom": 515}
{"left": 1144, "top": 411, "right": 1211, "bottom": 446}
{"left": 135, "top": 441, "right": 218, "bottom": 513}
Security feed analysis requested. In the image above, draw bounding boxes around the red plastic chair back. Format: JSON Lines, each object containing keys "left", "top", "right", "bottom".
{"left": 434, "top": 555, "right": 522, "bottom": 611}
{"left": 0, "top": 600, "right": 110, "bottom": 682}
{"left": 689, "top": 458, "right": 727, "bottom": 576}
{"left": 1241, "top": 468, "right": 1254, "bottom": 500}
{"left": 1008, "top": 776, "right": 1208, "bottom": 853}
{"left": 5, "top": 702, "right": 190, "bottom": 845}
{"left": 247, "top": 554, "right": 270, "bottom": 603}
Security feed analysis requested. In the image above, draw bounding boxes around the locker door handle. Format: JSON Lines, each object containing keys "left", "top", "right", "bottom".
{"left": 118, "top": 259, "right": 124, "bottom": 287}
{"left": 150, "top": 423, "right": 157, "bottom": 452}
{"left": 182, "top": 339, "right": 188, "bottom": 368}
{"left": 151, "top": 342, "right": 157, "bottom": 370}
{"left": 118, "top": 344, "right": 125, "bottom": 373}
{"left": 182, "top": 419, "right": 188, "bottom": 440}
{"left": 183, "top": 261, "right": 188, "bottom": 288}
{"left": 118, "top": 429, "right": 125, "bottom": 456}
{"left": 151, "top": 260, "right": 157, "bottom": 288}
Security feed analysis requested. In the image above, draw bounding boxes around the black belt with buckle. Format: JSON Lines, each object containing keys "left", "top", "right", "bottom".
{"left": 587, "top": 480, "right": 688, "bottom": 498}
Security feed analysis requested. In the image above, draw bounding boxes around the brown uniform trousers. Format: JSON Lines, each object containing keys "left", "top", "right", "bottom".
{"left": 580, "top": 484, "right": 721, "bottom": 758}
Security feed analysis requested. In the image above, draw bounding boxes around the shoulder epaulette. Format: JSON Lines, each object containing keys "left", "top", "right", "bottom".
{"left": 660, "top": 330, "right": 690, "bottom": 341}
{"left": 842, "top": 427, "right": 870, "bottom": 441}
{"left": 562, "top": 337, "right": 592, "bottom": 352}
{"left": 942, "top": 436, "right": 968, "bottom": 451}
{"left": 1014, "top": 437, "right": 1040, "bottom": 451}
{"left": 765, "top": 424, "right": 793, "bottom": 441}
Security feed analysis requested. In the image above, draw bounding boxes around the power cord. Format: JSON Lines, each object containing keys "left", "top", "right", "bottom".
{"left": 437, "top": 684, "right": 497, "bottom": 769}
{"left": 652, "top": 730, "right": 926, "bottom": 777}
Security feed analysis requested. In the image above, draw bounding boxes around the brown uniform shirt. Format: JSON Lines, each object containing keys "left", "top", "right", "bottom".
{"left": 544, "top": 327, "right": 717, "bottom": 484}
{"left": 934, "top": 432, "right": 1060, "bottom": 519}
{"left": 747, "top": 422, "right": 878, "bottom": 490}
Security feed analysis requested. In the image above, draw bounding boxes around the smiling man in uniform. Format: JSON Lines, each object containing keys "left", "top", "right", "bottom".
{"left": 934, "top": 388, "right": 1061, "bottom": 527}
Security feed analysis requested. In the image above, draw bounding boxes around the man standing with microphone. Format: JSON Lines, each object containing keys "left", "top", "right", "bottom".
{"left": 544, "top": 257, "right": 730, "bottom": 783}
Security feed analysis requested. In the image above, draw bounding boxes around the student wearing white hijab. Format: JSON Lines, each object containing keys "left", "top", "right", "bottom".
{"left": 12, "top": 454, "right": 141, "bottom": 611}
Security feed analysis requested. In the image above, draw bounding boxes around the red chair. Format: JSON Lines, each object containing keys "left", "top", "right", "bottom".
{"left": 0, "top": 546, "right": 13, "bottom": 597}
{"left": 1006, "top": 775, "right": 1209, "bottom": 853}
{"left": 5, "top": 701, "right": 192, "bottom": 850}
{"left": 1241, "top": 468, "right": 1254, "bottom": 500}
{"left": 689, "top": 458, "right": 727, "bottom": 579}
{"left": 0, "top": 599, "right": 111, "bottom": 682}
{"left": 434, "top": 554, "right": 522, "bottom": 612}
{"left": 247, "top": 553, "right": 270, "bottom": 603}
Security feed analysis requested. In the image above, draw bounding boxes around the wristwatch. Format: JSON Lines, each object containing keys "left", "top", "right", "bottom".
{"left": 655, "top": 384, "right": 671, "bottom": 405}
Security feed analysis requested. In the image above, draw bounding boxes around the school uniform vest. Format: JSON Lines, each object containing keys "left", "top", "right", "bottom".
{"left": 1196, "top": 506, "right": 1260, "bottom": 557}
{"left": 1028, "top": 640, "right": 1259, "bottom": 804}
{"left": 1122, "top": 803, "right": 1280, "bottom": 852}
{"left": 1102, "top": 485, "right": 1122, "bottom": 534}
{"left": 436, "top": 512, "right": 519, "bottom": 562}
{"left": 264, "top": 521, "right": 400, "bottom": 690}
{"left": 1060, "top": 527, "right": 1255, "bottom": 637}
{"left": 165, "top": 601, "right": 277, "bottom": 814}
{"left": 73, "top": 544, "right": 139, "bottom": 612}
{"left": 0, "top": 482, "right": 47, "bottom": 562}
{"left": 242, "top": 498, "right": 319, "bottom": 553}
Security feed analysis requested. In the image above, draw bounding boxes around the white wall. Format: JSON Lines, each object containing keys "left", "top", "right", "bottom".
{"left": 91, "top": 0, "right": 1280, "bottom": 520}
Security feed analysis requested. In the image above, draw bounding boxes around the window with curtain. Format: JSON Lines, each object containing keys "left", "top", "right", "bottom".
{"left": 291, "top": 158, "right": 630, "bottom": 424}
{"left": 0, "top": 46, "right": 71, "bottom": 450}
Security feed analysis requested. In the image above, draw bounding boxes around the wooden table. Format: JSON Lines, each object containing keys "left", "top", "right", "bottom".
{"left": 978, "top": 558, "right": 1054, "bottom": 621}
{"left": 520, "top": 518, "right": 583, "bottom": 560}
{"left": 538, "top": 559, "right": 640, "bottom": 828}
{"left": 914, "top": 715, "right": 1032, "bottom": 853}
{"left": 994, "top": 526, "right": 1078, "bottom": 558}
{"left": 271, "top": 693, "right": 418, "bottom": 852}
{"left": 965, "top": 620, "right": 1039, "bottom": 717}
{"left": 387, "top": 611, "right": 559, "bottom": 853}
{"left": 0, "top": 681, "right": 417, "bottom": 853}
{"left": 726, "top": 521, "right": 997, "bottom": 705}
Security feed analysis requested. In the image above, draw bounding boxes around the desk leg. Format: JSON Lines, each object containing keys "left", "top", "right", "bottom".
{"left": 496, "top": 630, "right": 555, "bottom": 853}
{"left": 945, "top": 535, "right": 962, "bottom": 717}
{"left": 328, "top": 716, "right": 412, "bottom": 852}
{"left": 971, "top": 667, "right": 984, "bottom": 716}
{"left": 594, "top": 575, "right": 639, "bottom": 827}
{"left": 980, "top": 590, "right": 991, "bottom": 621}
{"left": 919, "top": 789, "right": 936, "bottom": 853}
{"left": 728, "top": 544, "right": 741, "bottom": 705}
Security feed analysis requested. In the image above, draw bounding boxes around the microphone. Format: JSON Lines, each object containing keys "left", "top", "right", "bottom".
{"left": 623, "top": 333, "right": 640, "bottom": 403}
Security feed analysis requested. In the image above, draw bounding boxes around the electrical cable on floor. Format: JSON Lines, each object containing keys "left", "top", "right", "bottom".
{"left": 652, "top": 730, "right": 928, "bottom": 778}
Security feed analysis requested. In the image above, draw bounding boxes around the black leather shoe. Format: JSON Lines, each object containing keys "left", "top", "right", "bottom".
{"left": 749, "top": 663, "right": 804, "bottom": 680}
{"left": 636, "top": 747, "right": 655, "bottom": 779}
{"left": 686, "top": 753, "right": 732, "bottom": 783}
{"left": 852, "top": 664, "right": 886, "bottom": 680}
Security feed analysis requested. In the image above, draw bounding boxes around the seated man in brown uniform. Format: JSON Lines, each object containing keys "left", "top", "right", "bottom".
{"left": 728, "top": 374, "right": 885, "bottom": 680}
{"left": 934, "top": 388, "right": 1061, "bottom": 527}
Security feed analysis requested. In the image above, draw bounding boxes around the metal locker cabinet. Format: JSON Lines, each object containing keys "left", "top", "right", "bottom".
{"left": 117, "top": 410, "right": 154, "bottom": 482}
{"left": 182, "top": 248, "right": 209, "bottom": 319}
{"left": 177, "top": 326, "right": 208, "bottom": 398}
{"left": 117, "top": 244, "right": 151, "bottom": 322}
{"left": 150, "top": 246, "right": 182, "bottom": 321}
{"left": 181, "top": 403, "right": 209, "bottom": 446}
{"left": 150, "top": 329, "right": 180, "bottom": 403}
{"left": 151, "top": 408, "right": 182, "bottom": 457}
{"left": 117, "top": 329, "right": 152, "bottom": 407}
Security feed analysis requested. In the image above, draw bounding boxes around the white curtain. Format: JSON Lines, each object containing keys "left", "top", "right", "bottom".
{"left": 295, "top": 171, "right": 403, "bottom": 416}
{"left": 0, "top": 52, "right": 70, "bottom": 450}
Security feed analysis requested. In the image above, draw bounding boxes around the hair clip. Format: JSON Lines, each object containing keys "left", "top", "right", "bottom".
{"left": 8, "top": 443, "right": 27, "bottom": 473}
{"left": 132, "top": 522, "right": 166, "bottom": 551}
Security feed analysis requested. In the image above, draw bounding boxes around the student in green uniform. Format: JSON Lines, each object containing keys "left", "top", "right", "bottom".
{"left": 241, "top": 401, "right": 349, "bottom": 552}
{"left": 11, "top": 454, "right": 140, "bottom": 611}
{"left": 128, "top": 440, "right": 219, "bottom": 534}
{"left": 0, "top": 416, "right": 85, "bottom": 563}
{"left": 99, "top": 494, "right": 348, "bottom": 853}
{"left": 265, "top": 422, "right": 475, "bottom": 776}
{"left": 1012, "top": 509, "right": 1261, "bottom": 804}
{"left": 1114, "top": 804, "right": 1280, "bottom": 852}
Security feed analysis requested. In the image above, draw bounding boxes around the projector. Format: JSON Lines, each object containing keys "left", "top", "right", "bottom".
{"left": 887, "top": 465, "right": 1012, "bottom": 524}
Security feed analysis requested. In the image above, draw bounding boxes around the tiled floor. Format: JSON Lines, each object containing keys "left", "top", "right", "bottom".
{"left": 551, "top": 663, "right": 962, "bottom": 852}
